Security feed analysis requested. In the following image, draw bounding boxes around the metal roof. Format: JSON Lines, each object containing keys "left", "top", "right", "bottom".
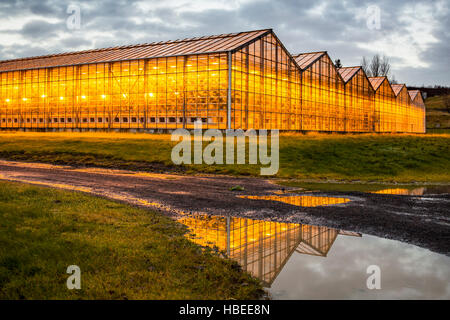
{"left": 338, "top": 66, "right": 361, "bottom": 83}
{"left": 368, "top": 77, "right": 387, "bottom": 91}
{"left": 391, "top": 84, "right": 406, "bottom": 96}
{"left": 0, "top": 29, "right": 271, "bottom": 73}
{"left": 292, "top": 51, "right": 326, "bottom": 70}
{"left": 408, "top": 90, "right": 420, "bottom": 100}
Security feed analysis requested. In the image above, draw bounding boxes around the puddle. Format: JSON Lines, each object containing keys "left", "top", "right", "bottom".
{"left": 178, "top": 214, "right": 450, "bottom": 299}
{"left": 371, "top": 186, "right": 450, "bottom": 195}
{"left": 239, "top": 195, "right": 351, "bottom": 207}
{"left": 283, "top": 182, "right": 450, "bottom": 195}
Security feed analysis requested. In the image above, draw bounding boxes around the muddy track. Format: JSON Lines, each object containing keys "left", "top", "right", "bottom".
{"left": 0, "top": 159, "right": 449, "bottom": 256}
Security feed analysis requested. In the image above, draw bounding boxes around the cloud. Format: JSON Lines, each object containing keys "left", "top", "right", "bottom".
{"left": 21, "top": 19, "right": 62, "bottom": 39}
{"left": 0, "top": 0, "right": 448, "bottom": 86}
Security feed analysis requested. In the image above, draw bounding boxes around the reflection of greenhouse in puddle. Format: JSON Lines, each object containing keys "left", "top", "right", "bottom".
{"left": 372, "top": 188, "right": 425, "bottom": 195}
{"left": 178, "top": 214, "right": 360, "bottom": 286}
{"left": 371, "top": 186, "right": 450, "bottom": 195}
{"left": 239, "top": 195, "right": 351, "bottom": 207}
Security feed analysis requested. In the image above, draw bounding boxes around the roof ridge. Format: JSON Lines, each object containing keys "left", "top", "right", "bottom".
{"left": 292, "top": 51, "right": 327, "bottom": 57}
{"left": 338, "top": 66, "right": 361, "bottom": 69}
{"left": 0, "top": 28, "right": 272, "bottom": 65}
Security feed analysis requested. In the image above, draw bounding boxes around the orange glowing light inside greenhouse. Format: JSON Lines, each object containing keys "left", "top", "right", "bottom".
{"left": 0, "top": 29, "right": 425, "bottom": 132}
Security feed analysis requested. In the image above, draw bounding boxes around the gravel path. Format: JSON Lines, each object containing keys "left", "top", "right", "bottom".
{"left": 0, "top": 159, "right": 448, "bottom": 255}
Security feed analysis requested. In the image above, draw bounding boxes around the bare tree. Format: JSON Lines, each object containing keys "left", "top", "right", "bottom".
{"left": 361, "top": 56, "right": 369, "bottom": 75}
{"left": 380, "top": 55, "right": 391, "bottom": 77}
{"left": 369, "top": 54, "right": 382, "bottom": 77}
{"left": 361, "top": 54, "right": 392, "bottom": 78}
{"left": 334, "top": 59, "right": 342, "bottom": 68}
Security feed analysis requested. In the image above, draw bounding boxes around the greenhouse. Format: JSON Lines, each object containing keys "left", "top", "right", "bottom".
{"left": 408, "top": 90, "right": 426, "bottom": 133}
{"left": 0, "top": 29, "right": 425, "bottom": 133}
{"left": 338, "top": 66, "right": 375, "bottom": 132}
{"left": 369, "top": 76, "right": 397, "bottom": 132}
{"left": 293, "top": 51, "right": 346, "bottom": 131}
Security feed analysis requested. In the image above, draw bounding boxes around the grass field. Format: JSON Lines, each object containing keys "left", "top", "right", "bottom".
{"left": 426, "top": 95, "right": 450, "bottom": 130}
{"left": 0, "top": 181, "right": 263, "bottom": 299}
{"left": 0, "top": 132, "right": 449, "bottom": 183}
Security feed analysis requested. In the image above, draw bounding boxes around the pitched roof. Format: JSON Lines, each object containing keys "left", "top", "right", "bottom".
{"left": 368, "top": 77, "right": 387, "bottom": 91}
{"left": 408, "top": 90, "right": 421, "bottom": 100}
{"left": 338, "top": 66, "right": 361, "bottom": 83}
{"left": 292, "top": 51, "right": 326, "bottom": 70}
{"left": 391, "top": 84, "right": 406, "bottom": 96}
{"left": 0, "top": 29, "right": 271, "bottom": 73}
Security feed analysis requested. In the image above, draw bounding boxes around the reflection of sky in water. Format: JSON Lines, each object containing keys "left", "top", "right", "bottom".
{"left": 179, "top": 213, "right": 450, "bottom": 300}
{"left": 270, "top": 235, "right": 450, "bottom": 300}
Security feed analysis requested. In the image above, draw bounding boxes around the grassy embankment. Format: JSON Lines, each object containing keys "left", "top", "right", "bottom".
{"left": 0, "top": 181, "right": 263, "bottom": 299}
{"left": 0, "top": 132, "right": 449, "bottom": 183}
{"left": 426, "top": 94, "right": 450, "bottom": 133}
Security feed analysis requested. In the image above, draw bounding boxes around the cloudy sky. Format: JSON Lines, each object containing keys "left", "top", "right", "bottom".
{"left": 0, "top": 0, "right": 448, "bottom": 86}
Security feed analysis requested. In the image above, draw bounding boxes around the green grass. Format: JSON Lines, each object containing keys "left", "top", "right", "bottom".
{"left": 425, "top": 94, "right": 450, "bottom": 110}
{"left": 277, "top": 133, "right": 450, "bottom": 182}
{"left": 0, "top": 132, "right": 449, "bottom": 182}
{"left": 426, "top": 128, "right": 450, "bottom": 134}
{"left": 425, "top": 95, "right": 450, "bottom": 129}
{"left": 0, "top": 181, "right": 263, "bottom": 299}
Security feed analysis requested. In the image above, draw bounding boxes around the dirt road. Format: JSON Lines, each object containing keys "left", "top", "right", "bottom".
{"left": 0, "top": 160, "right": 448, "bottom": 255}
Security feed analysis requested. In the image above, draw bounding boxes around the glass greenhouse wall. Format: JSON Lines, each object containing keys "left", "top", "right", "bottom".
{"left": 370, "top": 77, "right": 397, "bottom": 132}
{"left": 231, "top": 33, "right": 301, "bottom": 130}
{"left": 0, "top": 53, "right": 229, "bottom": 130}
{"left": 408, "top": 90, "right": 426, "bottom": 133}
{"left": 294, "top": 52, "right": 346, "bottom": 131}
{"left": 0, "top": 29, "right": 425, "bottom": 133}
{"left": 339, "top": 67, "right": 375, "bottom": 132}
{"left": 391, "top": 84, "right": 412, "bottom": 132}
